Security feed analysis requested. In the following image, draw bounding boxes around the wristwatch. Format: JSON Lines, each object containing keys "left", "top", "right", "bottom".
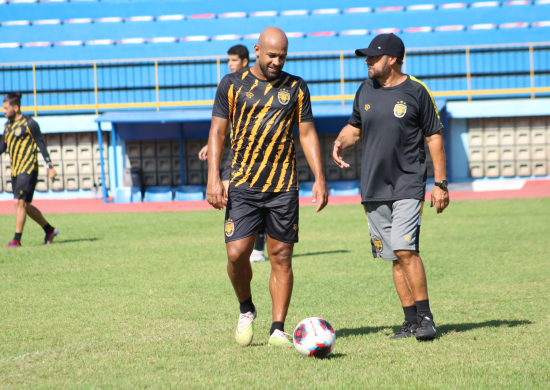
{"left": 47, "top": 164, "right": 54, "bottom": 169}
{"left": 434, "top": 180, "right": 448, "bottom": 190}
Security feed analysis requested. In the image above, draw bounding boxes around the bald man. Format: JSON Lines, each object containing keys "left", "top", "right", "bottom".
{"left": 207, "top": 27, "right": 328, "bottom": 347}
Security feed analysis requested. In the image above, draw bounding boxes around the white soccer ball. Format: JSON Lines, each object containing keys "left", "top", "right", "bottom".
{"left": 293, "top": 317, "right": 336, "bottom": 359}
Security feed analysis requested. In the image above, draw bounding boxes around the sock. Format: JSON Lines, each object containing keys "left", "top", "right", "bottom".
{"left": 254, "top": 233, "right": 265, "bottom": 252}
{"left": 416, "top": 299, "right": 431, "bottom": 316}
{"left": 270, "top": 321, "right": 284, "bottom": 335}
{"left": 239, "top": 295, "right": 255, "bottom": 314}
{"left": 403, "top": 305, "right": 418, "bottom": 324}
{"left": 42, "top": 223, "right": 52, "bottom": 234}
{"left": 14, "top": 232, "right": 22, "bottom": 241}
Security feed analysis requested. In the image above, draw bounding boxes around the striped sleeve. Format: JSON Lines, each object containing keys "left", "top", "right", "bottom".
{"left": 295, "top": 79, "right": 313, "bottom": 123}
{"left": 410, "top": 76, "right": 444, "bottom": 137}
{"left": 0, "top": 128, "right": 6, "bottom": 155}
{"left": 212, "top": 74, "right": 234, "bottom": 119}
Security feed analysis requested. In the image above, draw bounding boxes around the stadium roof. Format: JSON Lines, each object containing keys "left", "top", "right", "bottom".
{"left": 94, "top": 101, "right": 447, "bottom": 123}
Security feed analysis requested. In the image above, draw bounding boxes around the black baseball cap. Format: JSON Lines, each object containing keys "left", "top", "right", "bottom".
{"left": 355, "top": 33, "right": 405, "bottom": 59}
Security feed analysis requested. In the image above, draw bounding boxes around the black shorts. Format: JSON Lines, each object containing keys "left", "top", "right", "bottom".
{"left": 224, "top": 186, "right": 299, "bottom": 244}
{"left": 12, "top": 171, "right": 38, "bottom": 203}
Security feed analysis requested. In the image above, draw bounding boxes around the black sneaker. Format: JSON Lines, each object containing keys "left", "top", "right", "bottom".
{"left": 390, "top": 321, "right": 418, "bottom": 339}
{"left": 416, "top": 313, "right": 437, "bottom": 341}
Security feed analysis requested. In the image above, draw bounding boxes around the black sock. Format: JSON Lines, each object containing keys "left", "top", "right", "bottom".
{"left": 270, "top": 321, "right": 284, "bottom": 335}
{"left": 254, "top": 233, "right": 265, "bottom": 251}
{"left": 416, "top": 299, "right": 431, "bottom": 316}
{"left": 403, "top": 305, "right": 418, "bottom": 324}
{"left": 42, "top": 223, "right": 52, "bottom": 234}
{"left": 14, "top": 232, "right": 22, "bottom": 241}
{"left": 239, "top": 295, "right": 255, "bottom": 314}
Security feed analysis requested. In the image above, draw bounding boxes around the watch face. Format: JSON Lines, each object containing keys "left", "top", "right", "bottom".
{"left": 440, "top": 180, "right": 448, "bottom": 189}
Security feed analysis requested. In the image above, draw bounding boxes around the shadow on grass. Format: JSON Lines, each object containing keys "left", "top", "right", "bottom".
{"left": 57, "top": 238, "right": 100, "bottom": 244}
{"left": 324, "top": 352, "right": 347, "bottom": 360}
{"left": 337, "top": 320, "right": 532, "bottom": 339}
{"left": 336, "top": 326, "right": 386, "bottom": 338}
{"left": 294, "top": 250, "right": 350, "bottom": 258}
{"left": 437, "top": 320, "right": 532, "bottom": 338}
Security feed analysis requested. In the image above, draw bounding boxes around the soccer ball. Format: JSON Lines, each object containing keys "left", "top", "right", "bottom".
{"left": 293, "top": 317, "right": 336, "bottom": 359}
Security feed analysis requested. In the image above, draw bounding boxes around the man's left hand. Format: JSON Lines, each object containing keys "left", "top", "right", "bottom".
{"left": 312, "top": 180, "right": 329, "bottom": 213}
{"left": 48, "top": 168, "right": 57, "bottom": 183}
{"left": 430, "top": 186, "right": 449, "bottom": 214}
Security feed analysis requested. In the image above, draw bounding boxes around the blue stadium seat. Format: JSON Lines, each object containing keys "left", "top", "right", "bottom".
{"left": 144, "top": 186, "right": 173, "bottom": 202}
{"left": 174, "top": 185, "right": 205, "bottom": 201}
{"left": 114, "top": 187, "right": 142, "bottom": 203}
{"left": 328, "top": 180, "right": 360, "bottom": 196}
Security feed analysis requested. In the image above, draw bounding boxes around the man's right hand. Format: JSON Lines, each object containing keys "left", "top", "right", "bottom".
{"left": 198, "top": 145, "right": 208, "bottom": 161}
{"left": 332, "top": 141, "right": 350, "bottom": 168}
{"left": 206, "top": 177, "right": 227, "bottom": 210}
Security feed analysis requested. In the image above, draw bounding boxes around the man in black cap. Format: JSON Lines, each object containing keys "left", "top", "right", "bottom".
{"left": 332, "top": 33, "right": 450, "bottom": 341}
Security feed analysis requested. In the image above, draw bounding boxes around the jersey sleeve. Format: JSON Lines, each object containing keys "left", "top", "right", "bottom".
{"left": 418, "top": 84, "right": 444, "bottom": 137}
{"left": 348, "top": 86, "right": 363, "bottom": 128}
{"left": 295, "top": 80, "right": 314, "bottom": 123}
{"left": 29, "top": 120, "right": 52, "bottom": 164}
{"left": 0, "top": 129, "right": 6, "bottom": 155}
{"left": 212, "top": 74, "right": 234, "bottom": 120}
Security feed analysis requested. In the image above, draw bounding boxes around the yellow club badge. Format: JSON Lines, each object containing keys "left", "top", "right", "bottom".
{"left": 225, "top": 219, "right": 235, "bottom": 237}
{"left": 246, "top": 92, "right": 254, "bottom": 99}
{"left": 404, "top": 235, "right": 412, "bottom": 242}
{"left": 277, "top": 89, "right": 290, "bottom": 105}
{"left": 394, "top": 101, "right": 407, "bottom": 118}
{"left": 373, "top": 235, "right": 383, "bottom": 252}
{"left": 293, "top": 224, "right": 298, "bottom": 231}
{"left": 14, "top": 127, "right": 22, "bottom": 136}
{"left": 364, "top": 104, "right": 371, "bottom": 112}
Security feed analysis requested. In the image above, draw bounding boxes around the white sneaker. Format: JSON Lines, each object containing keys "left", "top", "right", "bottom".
{"left": 235, "top": 310, "right": 256, "bottom": 347}
{"left": 250, "top": 249, "right": 266, "bottom": 263}
{"left": 268, "top": 329, "right": 293, "bottom": 348}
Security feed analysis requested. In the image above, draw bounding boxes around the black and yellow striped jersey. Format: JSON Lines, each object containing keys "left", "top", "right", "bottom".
{"left": 0, "top": 115, "right": 51, "bottom": 177}
{"left": 212, "top": 68, "right": 313, "bottom": 192}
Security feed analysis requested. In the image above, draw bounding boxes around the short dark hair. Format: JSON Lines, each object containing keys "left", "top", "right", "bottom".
{"left": 227, "top": 45, "right": 249, "bottom": 62}
{"left": 3, "top": 92, "right": 22, "bottom": 107}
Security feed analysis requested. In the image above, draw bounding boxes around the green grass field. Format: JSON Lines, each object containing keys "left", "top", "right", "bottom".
{"left": 1, "top": 198, "right": 549, "bottom": 389}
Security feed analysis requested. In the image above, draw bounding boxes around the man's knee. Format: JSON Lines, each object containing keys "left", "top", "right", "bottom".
{"left": 394, "top": 250, "right": 419, "bottom": 264}
{"left": 269, "top": 243, "right": 293, "bottom": 270}
{"left": 14, "top": 199, "right": 26, "bottom": 209}
{"left": 226, "top": 239, "right": 253, "bottom": 264}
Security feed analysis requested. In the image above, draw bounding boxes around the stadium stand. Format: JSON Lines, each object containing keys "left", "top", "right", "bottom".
{"left": 1, "top": 0, "right": 549, "bottom": 201}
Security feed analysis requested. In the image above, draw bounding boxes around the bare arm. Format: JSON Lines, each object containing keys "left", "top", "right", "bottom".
{"left": 426, "top": 131, "right": 449, "bottom": 214}
{"left": 332, "top": 124, "right": 361, "bottom": 168}
{"left": 298, "top": 121, "right": 328, "bottom": 212}
{"left": 206, "top": 116, "right": 229, "bottom": 210}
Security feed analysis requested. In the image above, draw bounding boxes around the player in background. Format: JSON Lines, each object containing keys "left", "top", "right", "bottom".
{"left": 332, "top": 34, "right": 449, "bottom": 341}
{"left": 207, "top": 27, "right": 328, "bottom": 347}
{"left": 199, "top": 45, "right": 268, "bottom": 263}
{"left": 1, "top": 93, "right": 59, "bottom": 247}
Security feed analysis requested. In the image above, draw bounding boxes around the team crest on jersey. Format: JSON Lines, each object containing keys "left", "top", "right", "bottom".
{"left": 225, "top": 219, "right": 235, "bottom": 237}
{"left": 277, "top": 89, "right": 290, "bottom": 105}
{"left": 373, "top": 235, "right": 383, "bottom": 252}
{"left": 364, "top": 104, "right": 371, "bottom": 112}
{"left": 14, "top": 127, "right": 22, "bottom": 136}
{"left": 246, "top": 92, "right": 254, "bottom": 99}
{"left": 393, "top": 101, "right": 407, "bottom": 118}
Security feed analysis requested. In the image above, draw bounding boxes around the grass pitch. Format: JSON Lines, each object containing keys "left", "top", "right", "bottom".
{"left": 1, "top": 198, "right": 549, "bottom": 388}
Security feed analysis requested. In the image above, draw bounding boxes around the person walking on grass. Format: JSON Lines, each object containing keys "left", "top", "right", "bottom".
{"left": 207, "top": 27, "right": 328, "bottom": 347}
{"left": 332, "top": 34, "right": 450, "bottom": 341}
{"left": 1, "top": 93, "right": 59, "bottom": 247}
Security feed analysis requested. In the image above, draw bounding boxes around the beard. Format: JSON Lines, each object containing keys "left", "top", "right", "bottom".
{"left": 258, "top": 59, "right": 282, "bottom": 81}
{"left": 368, "top": 56, "right": 391, "bottom": 80}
